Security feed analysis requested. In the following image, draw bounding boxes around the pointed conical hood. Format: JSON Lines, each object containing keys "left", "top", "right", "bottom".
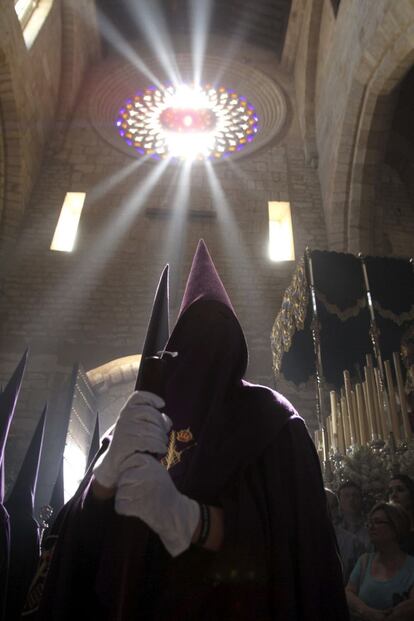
{"left": 86, "top": 413, "right": 100, "bottom": 469}
{"left": 49, "top": 456, "right": 64, "bottom": 518}
{"left": 135, "top": 264, "right": 170, "bottom": 390}
{"left": 169, "top": 239, "right": 248, "bottom": 379}
{"left": 0, "top": 350, "right": 28, "bottom": 503}
{"left": 178, "top": 239, "right": 234, "bottom": 319}
{"left": 5, "top": 405, "right": 47, "bottom": 517}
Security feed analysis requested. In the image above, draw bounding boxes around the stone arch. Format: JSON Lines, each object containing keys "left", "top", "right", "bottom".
{"left": 55, "top": 0, "right": 101, "bottom": 130}
{"left": 0, "top": 49, "right": 24, "bottom": 257}
{"left": 328, "top": 4, "right": 414, "bottom": 253}
{"left": 296, "top": 0, "right": 324, "bottom": 167}
{"left": 86, "top": 355, "right": 141, "bottom": 432}
{"left": 86, "top": 354, "right": 142, "bottom": 393}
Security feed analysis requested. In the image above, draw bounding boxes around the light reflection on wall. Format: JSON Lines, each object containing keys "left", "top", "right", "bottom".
{"left": 63, "top": 435, "right": 87, "bottom": 502}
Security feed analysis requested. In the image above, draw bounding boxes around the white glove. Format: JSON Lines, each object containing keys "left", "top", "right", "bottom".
{"left": 115, "top": 453, "right": 200, "bottom": 557}
{"left": 93, "top": 390, "right": 171, "bottom": 489}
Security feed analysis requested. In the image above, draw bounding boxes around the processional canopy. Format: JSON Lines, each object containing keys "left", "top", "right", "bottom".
{"left": 271, "top": 251, "right": 414, "bottom": 389}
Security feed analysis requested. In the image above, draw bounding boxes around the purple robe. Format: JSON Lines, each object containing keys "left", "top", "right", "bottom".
{"left": 29, "top": 242, "right": 348, "bottom": 620}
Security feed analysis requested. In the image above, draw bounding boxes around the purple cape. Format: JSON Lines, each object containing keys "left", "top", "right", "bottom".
{"left": 31, "top": 299, "right": 348, "bottom": 620}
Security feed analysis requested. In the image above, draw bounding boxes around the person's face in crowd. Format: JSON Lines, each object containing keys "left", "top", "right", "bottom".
{"left": 388, "top": 479, "right": 413, "bottom": 513}
{"left": 366, "top": 509, "right": 396, "bottom": 547}
{"left": 339, "top": 486, "right": 362, "bottom": 518}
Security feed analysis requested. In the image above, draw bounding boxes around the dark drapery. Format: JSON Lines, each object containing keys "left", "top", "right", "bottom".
{"left": 272, "top": 251, "right": 414, "bottom": 389}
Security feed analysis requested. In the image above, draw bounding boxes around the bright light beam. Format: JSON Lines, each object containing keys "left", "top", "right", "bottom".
{"left": 163, "top": 159, "right": 193, "bottom": 293}
{"left": 204, "top": 159, "right": 253, "bottom": 275}
{"left": 224, "top": 159, "right": 255, "bottom": 186}
{"left": 189, "top": 0, "right": 213, "bottom": 86}
{"left": 87, "top": 158, "right": 145, "bottom": 205}
{"left": 42, "top": 157, "right": 171, "bottom": 324}
{"left": 209, "top": 14, "right": 253, "bottom": 88}
{"left": 124, "top": 0, "right": 182, "bottom": 86}
{"left": 97, "top": 9, "right": 164, "bottom": 89}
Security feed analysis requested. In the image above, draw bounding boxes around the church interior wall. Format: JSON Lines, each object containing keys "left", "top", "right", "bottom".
{"left": 0, "top": 30, "right": 329, "bottom": 497}
{"left": 1, "top": 0, "right": 413, "bottom": 509}
{"left": 314, "top": 0, "right": 414, "bottom": 253}
{"left": 0, "top": 0, "right": 62, "bottom": 251}
{"left": 378, "top": 162, "right": 414, "bottom": 258}
{"left": 293, "top": 0, "right": 322, "bottom": 169}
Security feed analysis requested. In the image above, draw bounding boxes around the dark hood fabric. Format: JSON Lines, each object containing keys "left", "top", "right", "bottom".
{"left": 164, "top": 299, "right": 288, "bottom": 504}
{"left": 5, "top": 405, "right": 46, "bottom": 621}
{"left": 0, "top": 350, "right": 28, "bottom": 621}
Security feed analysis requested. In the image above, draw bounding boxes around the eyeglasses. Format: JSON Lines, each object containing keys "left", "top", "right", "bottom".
{"left": 366, "top": 519, "right": 391, "bottom": 527}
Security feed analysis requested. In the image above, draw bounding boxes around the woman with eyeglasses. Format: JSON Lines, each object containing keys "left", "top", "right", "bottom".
{"left": 346, "top": 502, "right": 414, "bottom": 620}
{"left": 388, "top": 474, "right": 414, "bottom": 555}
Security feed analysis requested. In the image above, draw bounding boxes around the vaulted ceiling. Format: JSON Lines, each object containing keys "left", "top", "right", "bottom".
{"left": 96, "top": 0, "right": 292, "bottom": 57}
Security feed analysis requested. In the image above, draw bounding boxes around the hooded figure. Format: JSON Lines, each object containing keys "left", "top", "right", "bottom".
{"left": 32, "top": 243, "right": 348, "bottom": 620}
{"left": 5, "top": 404, "right": 46, "bottom": 620}
{"left": 0, "top": 350, "right": 28, "bottom": 621}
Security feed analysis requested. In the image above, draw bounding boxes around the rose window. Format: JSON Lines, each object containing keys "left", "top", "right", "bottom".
{"left": 116, "top": 84, "right": 259, "bottom": 161}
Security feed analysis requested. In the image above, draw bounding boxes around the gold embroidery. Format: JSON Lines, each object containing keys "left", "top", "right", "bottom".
{"left": 271, "top": 257, "right": 308, "bottom": 375}
{"left": 176, "top": 428, "right": 193, "bottom": 443}
{"left": 162, "top": 428, "right": 196, "bottom": 470}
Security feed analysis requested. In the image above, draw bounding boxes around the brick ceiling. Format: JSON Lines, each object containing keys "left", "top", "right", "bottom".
{"left": 97, "top": 0, "right": 292, "bottom": 57}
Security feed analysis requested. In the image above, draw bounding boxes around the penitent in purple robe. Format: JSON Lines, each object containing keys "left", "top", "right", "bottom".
{"left": 31, "top": 241, "right": 349, "bottom": 620}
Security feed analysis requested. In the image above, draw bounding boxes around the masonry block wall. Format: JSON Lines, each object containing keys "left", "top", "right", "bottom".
{"left": 3, "top": 0, "right": 414, "bottom": 510}
{"left": 0, "top": 31, "right": 329, "bottom": 505}
{"left": 296, "top": 0, "right": 414, "bottom": 253}
{"left": 0, "top": 0, "right": 100, "bottom": 256}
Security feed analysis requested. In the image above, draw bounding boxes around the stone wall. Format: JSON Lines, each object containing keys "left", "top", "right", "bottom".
{"left": 0, "top": 36, "right": 329, "bottom": 502}
{"left": 313, "top": 0, "right": 414, "bottom": 252}
{"left": 378, "top": 163, "right": 414, "bottom": 257}
{"left": 0, "top": 0, "right": 100, "bottom": 256}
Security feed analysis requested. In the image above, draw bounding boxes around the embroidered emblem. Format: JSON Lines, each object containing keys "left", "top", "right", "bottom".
{"left": 177, "top": 428, "right": 193, "bottom": 443}
{"left": 162, "top": 428, "right": 196, "bottom": 470}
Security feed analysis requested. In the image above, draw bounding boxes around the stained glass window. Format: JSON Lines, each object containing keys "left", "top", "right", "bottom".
{"left": 116, "top": 84, "right": 259, "bottom": 161}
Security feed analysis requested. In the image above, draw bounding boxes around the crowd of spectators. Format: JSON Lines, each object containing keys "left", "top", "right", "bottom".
{"left": 326, "top": 475, "right": 414, "bottom": 620}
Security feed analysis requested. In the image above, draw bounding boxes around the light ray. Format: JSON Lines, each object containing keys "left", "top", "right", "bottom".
{"left": 97, "top": 9, "right": 163, "bottom": 89}
{"left": 163, "top": 159, "right": 193, "bottom": 299}
{"left": 42, "top": 157, "right": 172, "bottom": 321}
{"left": 124, "top": 0, "right": 182, "bottom": 86}
{"left": 87, "top": 157, "right": 146, "bottom": 205}
{"left": 189, "top": 0, "right": 213, "bottom": 86}
{"left": 204, "top": 159, "right": 253, "bottom": 274}
{"left": 224, "top": 158, "right": 255, "bottom": 186}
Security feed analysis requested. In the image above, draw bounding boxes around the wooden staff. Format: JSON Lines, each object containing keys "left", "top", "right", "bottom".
{"left": 344, "top": 370, "right": 358, "bottom": 444}
{"left": 351, "top": 389, "right": 360, "bottom": 445}
{"left": 329, "top": 391, "right": 339, "bottom": 453}
{"left": 337, "top": 399, "right": 346, "bottom": 454}
{"left": 314, "top": 430, "right": 323, "bottom": 462}
{"left": 341, "top": 390, "right": 351, "bottom": 450}
{"left": 384, "top": 359, "right": 401, "bottom": 443}
{"left": 365, "top": 365, "right": 381, "bottom": 440}
{"left": 362, "top": 380, "right": 374, "bottom": 441}
{"left": 321, "top": 426, "right": 328, "bottom": 461}
{"left": 393, "top": 352, "right": 412, "bottom": 440}
{"left": 355, "top": 383, "right": 368, "bottom": 445}
{"left": 325, "top": 415, "right": 332, "bottom": 454}
{"left": 374, "top": 367, "right": 389, "bottom": 440}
